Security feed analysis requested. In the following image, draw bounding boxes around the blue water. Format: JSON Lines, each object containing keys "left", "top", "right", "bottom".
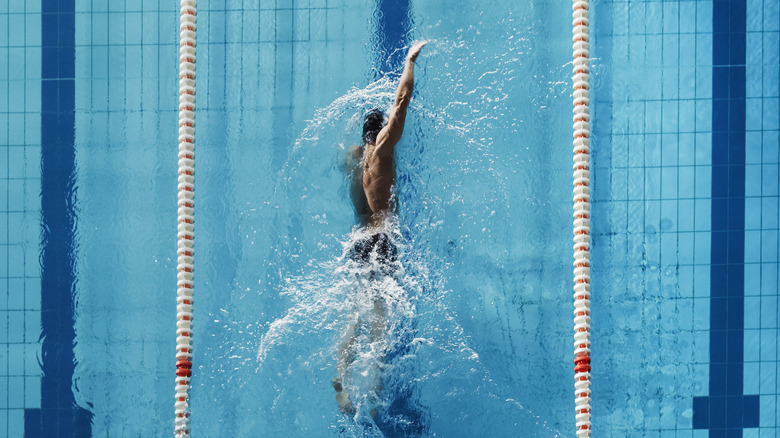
{"left": 0, "top": 0, "right": 778, "bottom": 437}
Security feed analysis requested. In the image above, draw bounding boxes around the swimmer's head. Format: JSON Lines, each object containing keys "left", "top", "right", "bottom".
{"left": 362, "top": 109, "right": 385, "bottom": 145}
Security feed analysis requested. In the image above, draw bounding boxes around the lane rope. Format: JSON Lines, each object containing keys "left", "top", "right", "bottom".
{"left": 175, "top": 0, "right": 197, "bottom": 436}
{"left": 571, "top": 0, "right": 592, "bottom": 436}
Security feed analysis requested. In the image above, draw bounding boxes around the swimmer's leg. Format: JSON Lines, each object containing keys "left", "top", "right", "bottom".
{"left": 368, "top": 298, "right": 388, "bottom": 418}
{"left": 334, "top": 318, "right": 358, "bottom": 414}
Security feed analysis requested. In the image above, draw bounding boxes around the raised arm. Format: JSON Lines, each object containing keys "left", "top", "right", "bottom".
{"left": 374, "top": 41, "right": 427, "bottom": 157}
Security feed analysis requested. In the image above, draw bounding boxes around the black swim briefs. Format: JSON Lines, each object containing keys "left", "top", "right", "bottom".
{"left": 349, "top": 232, "right": 398, "bottom": 265}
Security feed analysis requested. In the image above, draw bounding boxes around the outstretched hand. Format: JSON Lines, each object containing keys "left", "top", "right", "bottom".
{"left": 406, "top": 41, "right": 427, "bottom": 63}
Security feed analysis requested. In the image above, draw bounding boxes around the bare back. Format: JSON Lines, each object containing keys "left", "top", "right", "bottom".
{"left": 360, "top": 41, "right": 426, "bottom": 226}
{"left": 362, "top": 138, "right": 396, "bottom": 222}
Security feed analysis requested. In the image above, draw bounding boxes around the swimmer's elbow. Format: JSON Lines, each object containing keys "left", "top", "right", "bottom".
{"left": 394, "top": 90, "right": 411, "bottom": 110}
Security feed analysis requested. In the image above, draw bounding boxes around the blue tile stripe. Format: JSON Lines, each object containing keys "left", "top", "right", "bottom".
{"left": 24, "top": 0, "right": 93, "bottom": 436}
{"left": 373, "top": 0, "right": 412, "bottom": 79}
{"left": 692, "top": 0, "right": 759, "bottom": 434}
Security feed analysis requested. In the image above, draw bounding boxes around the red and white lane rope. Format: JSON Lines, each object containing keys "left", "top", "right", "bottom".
{"left": 175, "top": 0, "right": 196, "bottom": 436}
{"left": 571, "top": 0, "right": 592, "bottom": 436}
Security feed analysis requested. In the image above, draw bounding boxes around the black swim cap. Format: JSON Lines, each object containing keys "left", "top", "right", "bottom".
{"left": 362, "top": 109, "right": 385, "bottom": 144}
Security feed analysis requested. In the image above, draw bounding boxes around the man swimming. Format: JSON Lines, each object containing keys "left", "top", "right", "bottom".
{"left": 334, "top": 41, "right": 427, "bottom": 415}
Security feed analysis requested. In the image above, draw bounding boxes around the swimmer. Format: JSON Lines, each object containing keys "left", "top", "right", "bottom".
{"left": 335, "top": 41, "right": 427, "bottom": 416}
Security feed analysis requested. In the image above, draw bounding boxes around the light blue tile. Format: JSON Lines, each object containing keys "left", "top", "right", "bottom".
{"left": 745, "top": 65, "right": 764, "bottom": 98}
{"left": 678, "top": 297, "right": 694, "bottom": 330}
{"left": 662, "top": 1, "right": 679, "bottom": 33}
{"left": 761, "top": 197, "right": 778, "bottom": 228}
{"left": 759, "top": 394, "right": 777, "bottom": 427}
{"left": 747, "top": 98, "right": 763, "bottom": 131}
{"left": 744, "top": 429, "right": 759, "bottom": 438}
{"left": 679, "top": 158, "right": 696, "bottom": 197}
{"left": 627, "top": 136, "right": 644, "bottom": 169}
{"left": 646, "top": 67, "right": 662, "bottom": 98}
{"left": 679, "top": 199, "right": 695, "bottom": 230}
{"left": 646, "top": 133, "right": 662, "bottom": 166}
{"left": 746, "top": 197, "right": 761, "bottom": 230}
{"left": 746, "top": 263, "right": 761, "bottom": 295}
{"left": 25, "top": 376, "right": 40, "bottom": 408}
{"left": 8, "top": 408, "right": 22, "bottom": 436}
{"left": 9, "top": 81, "right": 24, "bottom": 115}
{"left": 8, "top": 344, "right": 25, "bottom": 375}
{"left": 8, "top": 148, "right": 24, "bottom": 179}
{"left": 746, "top": 164, "right": 763, "bottom": 197}
{"left": 25, "top": 79, "right": 40, "bottom": 112}
{"left": 663, "top": 67, "right": 680, "bottom": 100}
{"left": 760, "top": 329, "right": 777, "bottom": 361}
{"left": 764, "top": 97, "right": 779, "bottom": 130}
{"left": 8, "top": 311, "right": 23, "bottom": 343}
{"left": 647, "top": 101, "right": 662, "bottom": 134}
{"left": 693, "top": 330, "right": 709, "bottom": 363}
{"left": 745, "top": 296, "right": 761, "bottom": 328}
{"left": 612, "top": 168, "right": 628, "bottom": 198}
{"left": 646, "top": 2, "right": 662, "bottom": 34}
{"left": 141, "top": 11, "right": 159, "bottom": 45}
{"left": 0, "top": 47, "right": 7, "bottom": 83}
{"left": 747, "top": 33, "right": 763, "bottom": 66}
{"left": 629, "top": 1, "right": 646, "bottom": 32}
{"left": 24, "top": 311, "right": 40, "bottom": 344}
{"left": 680, "top": 68, "right": 696, "bottom": 101}
{"left": 696, "top": 1, "right": 713, "bottom": 33}
{"left": 764, "top": 131, "right": 779, "bottom": 162}
{"left": 0, "top": 378, "right": 7, "bottom": 409}
{"left": 679, "top": 263, "right": 694, "bottom": 291}
{"left": 660, "top": 233, "right": 677, "bottom": 266}
{"left": 695, "top": 101, "right": 711, "bottom": 135}
{"left": 646, "top": 168, "right": 661, "bottom": 199}
{"left": 765, "top": 0, "right": 780, "bottom": 31}
{"left": 7, "top": 179, "right": 23, "bottom": 211}
{"left": 762, "top": 164, "right": 779, "bottom": 196}
{"left": 8, "top": 278, "right": 23, "bottom": 310}
{"left": 8, "top": 244, "right": 23, "bottom": 277}
{"left": 676, "top": 429, "right": 693, "bottom": 438}
{"left": 8, "top": 113, "right": 24, "bottom": 144}
{"left": 680, "top": 100, "right": 695, "bottom": 134}
{"left": 761, "top": 296, "right": 778, "bottom": 327}
{"left": 764, "top": 33, "right": 779, "bottom": 65}
{"left": 662, "top": 133, "right": 679, "bottom": 166}
{"left": 7, "top": 0, "right": 24, "bottom": 13}
{"left": 8, "top": 12, "right": 24, "bottom": 47}
{"left": 745, "top": 361, "right": 760, "bottom": 394}
{"left": 747, "top": 131, "right": 763, "bottom": 164}
{"left": 627, "top": 200, "right": 644, "bottom": 233}
{"left": 695, "top": 68, "right": 711, "bottom": 100}
{"left": 761, "top": 263, "right": 778, "bottom": 296}
{"left": 693, "top": 231, "right": 711, "bottom": 266}
{"left": 745, "top": 328, "right": 760, "bottom": 361}
{"left": 694, "top": 167, "right": 711, "bottom": 199}
{"left": 25, "top": 278, "right": 40, "bottom": 311}
{"left": 762, "top": 230, "right": 778, "bottom": 262}
{"left": 226, "top": 10, "right": 243, "bottom": 43}
{"left": 661, "top": 167, "right": 678, "bottom": 199}
{"left": 746, "top": 230, "right": 762, "bottom": 263}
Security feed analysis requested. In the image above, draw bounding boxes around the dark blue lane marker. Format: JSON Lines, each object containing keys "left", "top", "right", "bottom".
{"left": 692, "top": 0, "right": 759, "bottom": 435}
{"left": 373, "top": 0, "right": 413, "bottom": 79}
{"left": 24, "top": 0, "right": 93, "bottom": 435}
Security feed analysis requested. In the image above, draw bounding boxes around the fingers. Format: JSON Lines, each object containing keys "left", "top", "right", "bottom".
{"left": 407, "top": 41, "right": 428, "bottom": 62}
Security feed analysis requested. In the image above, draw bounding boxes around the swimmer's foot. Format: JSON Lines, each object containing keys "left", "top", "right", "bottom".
{"left": 332, "top": 377, "right": 355, "bottom": 415}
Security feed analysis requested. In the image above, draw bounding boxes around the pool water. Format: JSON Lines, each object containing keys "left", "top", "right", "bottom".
{"left": 0, "top": 0, "right": 778, "bottom": 437}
